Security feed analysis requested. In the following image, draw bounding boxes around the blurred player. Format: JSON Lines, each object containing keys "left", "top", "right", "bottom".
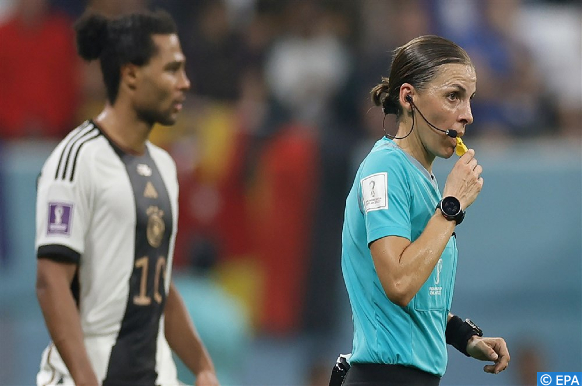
{"left": 35, "top": 9, "right": 219, "bottom": 386}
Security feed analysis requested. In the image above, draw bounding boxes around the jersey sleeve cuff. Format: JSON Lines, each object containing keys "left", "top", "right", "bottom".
{"left": 367, "top": 226, "right": 410, "bottom": 246}
{"left": 37, "top": 244, "right": 81, "bottom": 264}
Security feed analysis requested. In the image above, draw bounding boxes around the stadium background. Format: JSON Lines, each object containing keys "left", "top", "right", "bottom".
{"left": 0, "top": 0, "right": 580, "bottom": 385}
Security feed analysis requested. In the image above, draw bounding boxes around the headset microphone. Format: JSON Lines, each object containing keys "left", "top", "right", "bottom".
{"left": 405, "top": 95, "right": 458, "bottom": 138}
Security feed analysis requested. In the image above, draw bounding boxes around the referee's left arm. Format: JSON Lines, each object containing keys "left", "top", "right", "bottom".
{"left": 447, "top": 313, "right": 510, "bottom": 374}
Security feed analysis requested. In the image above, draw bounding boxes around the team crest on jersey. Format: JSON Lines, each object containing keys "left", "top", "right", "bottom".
{"left": 146, "top": 206, "right": 165, "bottom": 247}
{"left": 47, "top": 202, "right": 73, "bottom": 235}
{"left": 361, "top": 172, "right": 388, "bottom": 212}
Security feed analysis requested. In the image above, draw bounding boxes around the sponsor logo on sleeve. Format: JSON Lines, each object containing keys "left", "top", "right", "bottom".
{"left": 361, "top": 172, "right": 388, "bottom": 212}
{"left": 47, "top": 202, "right": 73, "bottom": 236}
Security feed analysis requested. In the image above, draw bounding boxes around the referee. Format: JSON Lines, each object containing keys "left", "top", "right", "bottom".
{"left": 338, "top": 35, "right": 510, "bottom": 386}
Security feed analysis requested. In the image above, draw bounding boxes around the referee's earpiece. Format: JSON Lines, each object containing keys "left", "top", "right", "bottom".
{"left": 405, "top": 95, "right": 414, "bottom": 113}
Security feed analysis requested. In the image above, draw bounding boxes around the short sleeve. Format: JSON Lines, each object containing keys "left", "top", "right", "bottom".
{"left": 358, "top": 150, "right": 412, "bottom": 246}
{"left": 35, "top": 143, "right": 94, "bottom": 264}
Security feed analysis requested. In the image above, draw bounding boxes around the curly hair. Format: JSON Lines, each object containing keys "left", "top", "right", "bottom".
{"left": 74, "top": 10, "right": 178, "bottom": 104}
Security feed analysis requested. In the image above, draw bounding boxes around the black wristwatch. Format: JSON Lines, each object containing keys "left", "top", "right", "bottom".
{"left": 437, "top": 196, "right": 465, "bottom": 225}
{"left": 465, "top": 318, "right": 483, "bottom": 337}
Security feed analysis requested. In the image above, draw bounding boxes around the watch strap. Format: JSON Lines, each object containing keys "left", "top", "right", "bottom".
{"left": 446, "top": 315, "right": 483, "bottom": 356}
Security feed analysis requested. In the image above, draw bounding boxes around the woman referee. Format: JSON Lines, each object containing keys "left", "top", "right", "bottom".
{"left": 338, "top": 35, "right": 510, "bottom": 386}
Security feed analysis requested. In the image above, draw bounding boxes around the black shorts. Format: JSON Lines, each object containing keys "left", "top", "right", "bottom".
{"left": 342, "top": 363, "right": 441, "bottom": 386}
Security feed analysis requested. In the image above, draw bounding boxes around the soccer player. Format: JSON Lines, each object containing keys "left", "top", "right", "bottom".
{"left": 35, "top": 10, "right": 219, "bottom": 386}
{"left": 338, "top": 35, "right": 510, "bottom": 385}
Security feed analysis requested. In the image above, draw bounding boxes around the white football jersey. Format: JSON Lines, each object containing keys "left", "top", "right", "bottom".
{"left": 35, "top": 120, "right": 180, "bottom": 385}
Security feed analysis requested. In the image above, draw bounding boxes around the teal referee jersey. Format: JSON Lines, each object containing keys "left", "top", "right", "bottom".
{"left": 341, "top": 137, "right": 458, "bottom": 376}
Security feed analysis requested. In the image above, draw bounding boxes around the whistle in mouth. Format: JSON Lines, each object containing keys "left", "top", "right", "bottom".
{"left": 456, "top": 137, "right": 468, "bottom": 156}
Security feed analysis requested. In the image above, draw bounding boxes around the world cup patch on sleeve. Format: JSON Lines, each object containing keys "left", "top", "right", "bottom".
{"left": 361, "top": 172, "right": 388, "bottom": 212}
{"left": 47, "top": 202, "right": 73, "bottom": 235}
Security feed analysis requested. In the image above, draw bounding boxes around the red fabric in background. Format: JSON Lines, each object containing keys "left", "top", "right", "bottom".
{"left": 0, "top": 12, "right": 79, "bottom": 139}
{"left": 173, "top": 122, "right": 319, "bottom": 336}
{"left": 214, "top": 130, "right": 254, "bottom": 259}
{"left": 173, "top": 129, "right": 254, "bottom": 268}
{"left": 252, "top": 125, "right": 318, "bottom": 335}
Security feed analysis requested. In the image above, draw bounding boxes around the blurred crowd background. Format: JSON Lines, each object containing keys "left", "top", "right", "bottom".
{"left": 0, "top": 0, "right": 580, "bottom": 385}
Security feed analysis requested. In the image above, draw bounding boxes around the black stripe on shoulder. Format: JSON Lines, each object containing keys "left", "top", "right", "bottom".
{"left": 90, "top": 119, "right": 126, "bottom": 158}
{"left": 67, "top": 131, "right": 101, "bottom": 182}
{"left": 54, "top": 122, "right": 93, "bottom": 180}
{"left": 59, "top": 127, "right": 100, "bottom": 181}
{"left": 37, "top": 244, "right": 81, "bottom": 264}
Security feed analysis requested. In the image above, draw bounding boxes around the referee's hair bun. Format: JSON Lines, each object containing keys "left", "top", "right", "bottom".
{"left": 74, "top": 13, "right": 109, "bottom": 61}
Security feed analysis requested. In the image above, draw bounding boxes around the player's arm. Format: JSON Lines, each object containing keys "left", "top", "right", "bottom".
{"left": 164, "top": 281, "right": 219, "bottom": 386}
{"left": 36, "top": 257, "right": 99, "bottom": 386}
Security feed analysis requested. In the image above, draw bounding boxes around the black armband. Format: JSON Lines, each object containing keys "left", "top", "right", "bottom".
{"left": 446, "top": 315, "right": 483, "bottom": 356}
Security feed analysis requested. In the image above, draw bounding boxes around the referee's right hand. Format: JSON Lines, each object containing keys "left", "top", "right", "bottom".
{"left": 442, "top": 149, "right": 483, "bottom": 210}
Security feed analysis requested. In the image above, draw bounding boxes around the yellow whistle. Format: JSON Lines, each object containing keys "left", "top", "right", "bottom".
{"left": 456, "top": 137, "right": 468, "bottom": 156}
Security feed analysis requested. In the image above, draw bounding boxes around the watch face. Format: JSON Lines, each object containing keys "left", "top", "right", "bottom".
{"left": 442, "top": 197, "right": 460, "bottom": 216}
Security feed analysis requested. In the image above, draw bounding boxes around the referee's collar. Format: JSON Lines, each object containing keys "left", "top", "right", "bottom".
{"left": 380, "top": 138, "right": 437, "bottom": 186}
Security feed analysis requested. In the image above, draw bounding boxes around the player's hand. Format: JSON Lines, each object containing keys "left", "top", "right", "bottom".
{"left": 195, "top": 370, "right": 220, "bottom": 386}
{"left": 466, "top": 335, "right": 510, "bottom": 374}
{"left": 442, "top": 149, "right": 483, "bottom": 210}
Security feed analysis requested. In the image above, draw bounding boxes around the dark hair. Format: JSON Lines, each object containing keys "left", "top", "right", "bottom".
{"left": 371, "top": 35, "right": 472, "bottom": 118}
{"left": 74, "top": 10, "right": 178, "bottom": 104}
